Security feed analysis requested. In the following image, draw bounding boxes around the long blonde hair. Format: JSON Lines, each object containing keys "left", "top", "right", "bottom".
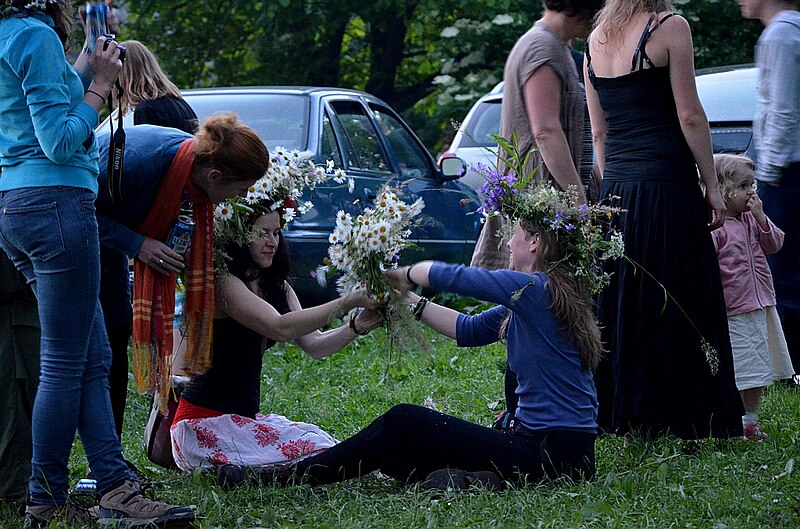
{"left": 593, "top": 0, "right": 672, "bottom": 47}
{"left": 116, "top": 40, "right": 182, "bottom": 115}
{"left": 500, "top": 221, "right": 604, "bottom": 371}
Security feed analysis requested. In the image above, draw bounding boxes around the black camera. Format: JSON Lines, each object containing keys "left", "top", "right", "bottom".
{"left": 102, "top": 34, "right": 126, "bottom": 62}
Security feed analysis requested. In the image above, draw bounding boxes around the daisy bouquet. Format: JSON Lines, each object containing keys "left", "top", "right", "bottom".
{"left": 323, "top": 184, "right": 426, "bottom": 344}
{"left": 213, "top": 147, "right": 349, "bottom": 275}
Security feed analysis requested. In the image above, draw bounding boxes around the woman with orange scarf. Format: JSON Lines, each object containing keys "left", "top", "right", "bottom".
{"left": 95, "top": 113, "right": 270, "bottom": 418}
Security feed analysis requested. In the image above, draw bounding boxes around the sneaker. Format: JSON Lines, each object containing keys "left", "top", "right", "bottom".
{"left": 421, "top": 468, "right": 503, "bottom": 491}
{"left": 97, "top": 480, "right": 195, "bottom": 527}
{"left": 23, "top": 502, "right": 93, "bottom": 529}
{"left": 216, "top": 463, "right": 297, "bottom": 490}
{"left": 216, "top": 464, "right": 248, "bottom": 490}
{"left": 743, "top": 423, "right": 769, "bottom": 441}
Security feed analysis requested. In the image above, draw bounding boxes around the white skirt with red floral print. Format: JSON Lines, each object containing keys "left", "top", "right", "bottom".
{"left": 170, "top": 412, "right": 338, "bottom": 472}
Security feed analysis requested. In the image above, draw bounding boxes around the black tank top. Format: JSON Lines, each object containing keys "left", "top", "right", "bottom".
{"left": 586, "top": 14, "right": 696, "bottom": 182}
{"left": 181, "top": 317, "right": 272, "bottom": 418}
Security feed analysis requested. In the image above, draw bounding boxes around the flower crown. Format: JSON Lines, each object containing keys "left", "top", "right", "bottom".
{"left": 475, "top": 135, "right": 625, "bottom": 293}
{"left": 1, "top": 0, "right": 58, "bottom": 17}
{"left": 213, "top": 147, "right": 349, "bottom": 275}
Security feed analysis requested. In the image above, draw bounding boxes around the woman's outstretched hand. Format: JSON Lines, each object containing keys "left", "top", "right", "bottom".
{"left": 346, "top": 288, "right": 382, "bottom": 311}
{"left": 386, "top": 266, "right": 414, "bottom": 294}
{"left": 354, "top": 308, "right": 383, "bottom": 334}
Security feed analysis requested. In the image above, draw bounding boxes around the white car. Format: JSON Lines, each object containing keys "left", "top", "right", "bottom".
{"left": 695, "top": 64, "right": 757, "bottom": 159}
{"left": 439, "top": 82, "right": 503, "bottom": 189}
{"left": 444, "top": 64, "right": 757, "bottom": 190}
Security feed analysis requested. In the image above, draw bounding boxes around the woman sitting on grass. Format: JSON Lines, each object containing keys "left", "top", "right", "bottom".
{"left": 170, "top": 204, "right": 381, "bottom": 473}
{"left": 217, "top": 183, "right": 622, "bottom": 490}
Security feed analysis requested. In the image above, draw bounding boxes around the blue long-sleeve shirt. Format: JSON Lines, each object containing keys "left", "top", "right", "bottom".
{"left": 0, "top": 12, "right": 99, "bottom": 192}
{"left": 429, "top": 262, "right": 598, "bottom": 433}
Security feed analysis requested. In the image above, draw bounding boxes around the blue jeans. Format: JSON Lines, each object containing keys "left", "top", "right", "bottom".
{"left": 0, "top": 187, "right": 132, "bottom": 505}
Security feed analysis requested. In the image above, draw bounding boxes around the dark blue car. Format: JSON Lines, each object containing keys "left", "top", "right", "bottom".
{"left": 102, "top": 87, "right": 483, "bottom": 304}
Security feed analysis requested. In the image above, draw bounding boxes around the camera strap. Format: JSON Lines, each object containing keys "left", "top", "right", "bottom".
{"left": 107, "top": 80, "right": 126, "bottom": 204}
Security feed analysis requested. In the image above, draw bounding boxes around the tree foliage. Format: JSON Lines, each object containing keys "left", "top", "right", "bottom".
{"left": 120, "top": 0, "right": 761, "bottom": 151}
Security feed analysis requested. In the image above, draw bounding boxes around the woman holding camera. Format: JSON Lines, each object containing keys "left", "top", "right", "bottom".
{"left": 0, "top": 1, "right": 195, "bottom": 527}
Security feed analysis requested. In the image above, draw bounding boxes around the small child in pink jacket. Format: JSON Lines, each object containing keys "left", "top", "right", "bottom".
{"left": 712, "top": 154, "right": 794, "bottom": 440}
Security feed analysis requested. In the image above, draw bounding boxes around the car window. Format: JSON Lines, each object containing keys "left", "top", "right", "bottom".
{"left": 182, "top": 93, "right": 309, "bottom": 151}
{"left": 329, "top": 101, "right": 391, "bottom": 173}
{"left": 460, "top": 99, "right": 502, "bottom": 148}
{"left": 710, "top": 127, "right": 753, "bottom": 155}
{"left": 321, "top": 112, "right": 343, "bottom": 168}
{"left": 370, "top": 104, "right": 433, "bottom": 180}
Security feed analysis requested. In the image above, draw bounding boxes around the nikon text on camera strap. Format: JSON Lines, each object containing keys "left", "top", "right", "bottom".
{"left": 107, "top": 80, "right": 126, "bottom": 203}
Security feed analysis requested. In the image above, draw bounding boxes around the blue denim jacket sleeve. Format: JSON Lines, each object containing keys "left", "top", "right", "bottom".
{"left": 14, "top": 24, "right": 97, "bottom": 164}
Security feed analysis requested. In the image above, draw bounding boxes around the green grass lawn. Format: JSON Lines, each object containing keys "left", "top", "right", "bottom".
{"left": 3, "top": 324, "right": 799, "bottom": 528}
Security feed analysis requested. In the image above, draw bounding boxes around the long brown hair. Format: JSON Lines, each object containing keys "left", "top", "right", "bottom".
{"left": 116, "top": 40, "right": 182, "bottom": 115}
{"left": 193, "top": 112, "right": 270, "bottom": 185}
{"left": 593, "top": 0, "right": 672, "bottom": 47}
{"left": 502, "top": 220, "right": 604, "bottom": 370}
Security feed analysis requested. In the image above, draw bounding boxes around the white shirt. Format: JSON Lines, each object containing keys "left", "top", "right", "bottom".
{"left": 754, "top": 10, "right": 800, "bottom": 182}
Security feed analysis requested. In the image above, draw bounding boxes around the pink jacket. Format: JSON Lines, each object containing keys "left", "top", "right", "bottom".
{"left": 712, "top": 212, "right": 784, "bottom": 316}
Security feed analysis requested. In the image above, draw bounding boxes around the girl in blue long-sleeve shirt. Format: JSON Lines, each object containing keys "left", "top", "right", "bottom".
{"left": 218, "top": 216, "right": 603, "bottom": 490}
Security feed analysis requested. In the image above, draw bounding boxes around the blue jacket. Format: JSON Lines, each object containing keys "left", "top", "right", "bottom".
{"left": 95, "top": 125, "right": 191, "bottom": 257}
{"left": 429, "top": 263, "right": 598, "bottom": 433}
{"left": 0, "top": 12, "right": 99, "bottom": 193}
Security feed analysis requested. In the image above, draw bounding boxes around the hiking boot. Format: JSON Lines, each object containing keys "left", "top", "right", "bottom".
{"left": 23, "top": 502, "right": 93, "bottom": 529}
{"left": 421, "top": 468, "right": 503, "bottom": 491}
{"left": 743, "top": 423, "right": 769, "bottom": 441}
{"left": 97, "top": 480, "right": 195, "bottom": 527}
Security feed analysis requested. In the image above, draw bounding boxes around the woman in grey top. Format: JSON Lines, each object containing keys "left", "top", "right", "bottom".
{"left": 471, "top": 0, "right": 602, "bottom": 270}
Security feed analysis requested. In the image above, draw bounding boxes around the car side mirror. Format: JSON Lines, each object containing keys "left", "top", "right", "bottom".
{"left": 439, "top": 156, "right": 466, "bottom": 181}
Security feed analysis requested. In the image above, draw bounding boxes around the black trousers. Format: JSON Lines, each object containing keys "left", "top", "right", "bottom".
{"left": 294, "top": 404, "right": 595, "bottom": 486}
{"left": 107, "top": 323, "right": 131, "bottom": 439}
{"left": 0, "top": 259, "right": 39, "bottom": 507}
{"left": 760, "top": 163, "right": 800, "bottom": 375}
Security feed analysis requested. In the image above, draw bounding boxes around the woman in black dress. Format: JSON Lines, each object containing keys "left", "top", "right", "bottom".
{"left": 584, "top": 0, "right": 744, "bottom": 439}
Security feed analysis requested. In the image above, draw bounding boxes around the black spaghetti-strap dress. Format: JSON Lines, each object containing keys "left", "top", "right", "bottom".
{"left": 587, "top": 16, "right": 743, "bottom": 440}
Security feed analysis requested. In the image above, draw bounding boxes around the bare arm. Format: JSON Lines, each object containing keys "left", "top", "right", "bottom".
{"left": 524, "top": 65, "right": 586, "bottom": 204}
{"left": 387, "top": 262, "right": 459, "bottom": 339}
{"left": 290, "top": 285, "right": 382, "bottom": 359}
{"left": 215, "top": 274, "right": 377, "bottom": 343}
{"left": 404, "top": 291, "right": 459, "bottom": 340}
{"left": 666, "top": 16, "right": 725, "bottom": 229}
{"left": 583, "top": 52, "right": 607, "bottom": 178}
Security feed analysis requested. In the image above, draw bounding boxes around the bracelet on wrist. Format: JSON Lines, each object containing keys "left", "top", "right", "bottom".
{"left": 405, "top": 265, "right": 415, "bottom": 286}
{"left": 412, "top": 296, "right": 429, "bottom": 321}
{"left": 86, "top": 89, "right": 106, "bottom": 103}
{"left": 349, "top": 313, "right": 369, "bottom": 336}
